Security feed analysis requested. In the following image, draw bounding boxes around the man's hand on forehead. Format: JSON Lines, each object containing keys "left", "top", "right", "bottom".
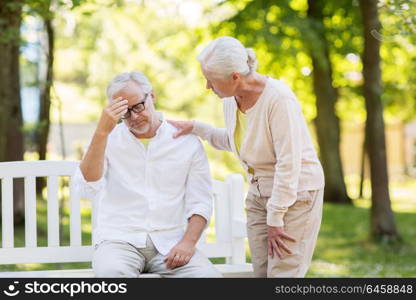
{"left": 95, "top": 97, "right": 129, "bottom": 135}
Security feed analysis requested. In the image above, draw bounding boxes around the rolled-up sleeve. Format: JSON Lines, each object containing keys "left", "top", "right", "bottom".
{"left": 184, "top": 140, "right": 213, "bottom": 224}
{"left": 266, "top": 95, "right": 302, "bottom": 227}
{"left": 73, "top": 150, "right": 108, "bottom": 201}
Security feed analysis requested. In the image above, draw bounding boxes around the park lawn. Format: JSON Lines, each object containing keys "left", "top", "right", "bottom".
{"left": 1, "top": 179, "right": 415, "bottom": 277}
{"left": 308, "top": 203, "right": 416, "bottom": 277}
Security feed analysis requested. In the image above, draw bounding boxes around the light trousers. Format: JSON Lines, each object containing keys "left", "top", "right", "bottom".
{"left": 92, "top": 235, "right": 222, "bottom": 278}
{"left": 246, "top": 189, "right": 324, "bottom": 277}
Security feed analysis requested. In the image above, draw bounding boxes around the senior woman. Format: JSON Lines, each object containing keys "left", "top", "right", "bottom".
{"left": 169, "top": 36, "right": 325, "bottom": 278}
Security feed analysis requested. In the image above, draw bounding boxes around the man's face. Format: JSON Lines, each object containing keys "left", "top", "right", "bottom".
{"left": 113, "top": 81, "right": 154, "bottom": 135}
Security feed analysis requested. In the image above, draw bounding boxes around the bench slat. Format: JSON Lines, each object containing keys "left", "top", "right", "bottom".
{"left": 227, "top": 174, "right": 247, "bottom": 265}
{"left": 24, "top": 176, "right": 37, "bottom": 247}
{"left": 1, "top": 177, "right": 14, "bottom": 248}
{"left": 69, "top": 176, "right": 82, "bottom": 246}
{"left": 0, "top": 161, "right": 78, "bottom": 178}
{"left": 213, "top": 183, "right": 231, "bottom": 243}
{"left": 47, "top": 176, "right": 60, "bottom": 246}
{"left": 0, "top": 246, "right": 93, "bottom": 264}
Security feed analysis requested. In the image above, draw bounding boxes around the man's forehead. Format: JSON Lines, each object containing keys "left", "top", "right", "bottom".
{"left": 112, "top": 81, "right": 144, "bottom": 99}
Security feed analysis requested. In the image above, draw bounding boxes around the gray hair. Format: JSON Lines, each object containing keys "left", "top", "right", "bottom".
{"left": 106, "top": 70, "right": 153, "bottom": 101}
{"left": 197, "top": 36, "right": 258, "bottom": 79}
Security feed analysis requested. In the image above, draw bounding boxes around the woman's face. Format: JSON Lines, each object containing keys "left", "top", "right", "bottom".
{"left": 201, "top": 66, "right": 238, "bottom": 98}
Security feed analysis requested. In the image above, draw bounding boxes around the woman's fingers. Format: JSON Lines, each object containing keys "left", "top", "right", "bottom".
{"left": 271, "top": 239, "right": 283, "bottom": 259}
{"left": 281, "top": 232, "right": 297, "bottom": 243}
{"left": 173, "top": 129, "right": 185, "bottom": 138}
{"left": 278, "top": 240, "right": 293, "bottom": 255}
{"left": 167, "top": 120, "right": 178, "bottom": 127}
{"left": 168, "top": 120, "right": 193, "bottom": 138}
{"left": 268, "top": 239, "right": 273, "bottom": 257}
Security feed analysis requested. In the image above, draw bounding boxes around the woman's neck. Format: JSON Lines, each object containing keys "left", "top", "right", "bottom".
{"left": 234, "top": 73, "right": 268, "bottom": 112}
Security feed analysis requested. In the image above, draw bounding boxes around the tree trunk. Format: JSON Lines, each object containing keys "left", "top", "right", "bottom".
{"left": 359, "top": 0, "right": 399, "bottom": 241}
{"left": 358, "top": 129, "right": 366, "bottom": 198}
{"left": 307, "top": 0, "right": 352, "bottom": 204}
{"left": 36, "top": 15, "right": 55, "bottom": 195}
{"left": 0, "top": 0, "right": 25, "bottom": 224}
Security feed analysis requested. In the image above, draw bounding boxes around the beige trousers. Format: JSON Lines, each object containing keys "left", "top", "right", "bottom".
{"left": 92, "top": 235, "right": 222, "bottom": 278}
{"left": 246, "top": 189, "right": 323, "bottom": 278}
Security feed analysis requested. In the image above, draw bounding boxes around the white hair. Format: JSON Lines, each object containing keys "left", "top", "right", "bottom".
{"left": 106, "top": 70, "right": 153, "bottom": 101}
{"left": 197, "top": 36, "right": 258, "bottom": 79}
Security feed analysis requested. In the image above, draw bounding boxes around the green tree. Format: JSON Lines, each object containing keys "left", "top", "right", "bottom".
{"left": 29, "top": 0, "right": 86, "bottom": 194}
{"left": 0, "top": 0, "right": 25, "bottom": 223}
{"left": 306, "top": 0, "right": 351, "bottom": 204}
{"left": 359, "top": 0, "right": 399, "bottom": 241}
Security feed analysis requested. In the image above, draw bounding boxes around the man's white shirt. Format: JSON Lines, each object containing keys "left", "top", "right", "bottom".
{"left": 74, "top": 119, "right": 213, "bottom": 255}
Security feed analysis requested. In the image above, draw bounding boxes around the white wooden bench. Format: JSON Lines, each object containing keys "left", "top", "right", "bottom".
{"left": 0, "top": 161, "right": 253, "bottom": 278}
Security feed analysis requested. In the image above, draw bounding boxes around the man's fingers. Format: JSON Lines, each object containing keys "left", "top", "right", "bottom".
{"left": 110, "top": 98, "right": 128, "bottom": 108}
{"left": 171, "top": 255, "right": 181, "bottom": 269}
{"left": 177, "top": 256, "right": 187, "bottom": 267}
{"left": 112, "top": 105, "right": 128, "bottom": 115}
{"left": 164, "top": 255, "right": 172, "bottom": 265}
{"left": 112, "top": 103, "right": 128, "bottom": 110}
{"left": 184, "top": 256, "right": 191, "bottom": 265}
{"left": 108, "top": 102, "right": 128, "bottom": 116}
{"left": 111, "top": 96, "right": 123, "bottom": 103}
{"left": 164, "top": 253, "right": 174, "bottom": 268}
{"left": 165, "top": 253, "right": 178, "bottom": 269}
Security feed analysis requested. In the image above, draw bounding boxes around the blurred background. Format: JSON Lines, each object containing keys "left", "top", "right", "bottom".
{"left": 0, "top": 0, "right": 415, "bottom": 276}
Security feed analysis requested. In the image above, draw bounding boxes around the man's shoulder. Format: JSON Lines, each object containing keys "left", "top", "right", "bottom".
{"left": 164, "top": 122, "right": 202, "bottom": 147}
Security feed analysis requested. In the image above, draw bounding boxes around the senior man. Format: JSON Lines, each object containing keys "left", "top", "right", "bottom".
{"left": 74, "top": 70, "right": 221, "bottom": 278}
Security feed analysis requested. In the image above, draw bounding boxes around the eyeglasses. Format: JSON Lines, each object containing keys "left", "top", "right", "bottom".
{"left": 121, "top": 93, "right": 149, "bottom": 119}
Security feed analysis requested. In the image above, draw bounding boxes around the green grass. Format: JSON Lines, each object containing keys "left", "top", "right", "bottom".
{"left": 1, "top": 177, "right": 415, "bottom": 276}
{"left": 307, "top": 175, "right": 416, "bottom": 277}
{"left": 307, "top": 203, "right": 416, "bottom": 277}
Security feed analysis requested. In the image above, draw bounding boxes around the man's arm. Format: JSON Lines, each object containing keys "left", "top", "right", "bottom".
{"left": 80, "top": 97, "right": 128, "bottom": 181}
{"left": 164, "top": 214, "right": 206, "bottom": 269}
{"left": 164, "top": 140, "right": 213, "bottom": 269}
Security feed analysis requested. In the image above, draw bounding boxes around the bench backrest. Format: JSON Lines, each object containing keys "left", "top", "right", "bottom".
{"left": 0, "top": 161, "right": 247, "bottom": 266}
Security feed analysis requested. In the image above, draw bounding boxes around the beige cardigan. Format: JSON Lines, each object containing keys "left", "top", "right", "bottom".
{"left": 192, "top": 78, "right": 324, "bottom": 227}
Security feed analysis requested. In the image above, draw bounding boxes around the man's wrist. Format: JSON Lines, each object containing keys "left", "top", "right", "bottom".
{"left": 94, "top": 129, "right": 110, "bottom": 138}
{"left": 180, "top": 235, "right": 198, "bottom": 246}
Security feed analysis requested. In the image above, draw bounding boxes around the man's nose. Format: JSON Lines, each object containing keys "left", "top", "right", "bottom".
{"left": 130, "top": 110, "right": 143, "bottom": 120}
